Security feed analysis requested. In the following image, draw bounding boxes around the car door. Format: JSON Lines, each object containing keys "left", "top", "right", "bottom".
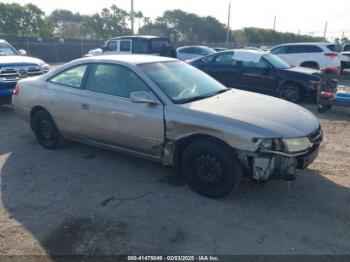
{"left": 203, "top": 52, "right": 240, "bottom": 87}
{"left": 239, "top": 58, "right": 277, "bottom": 92}
{"left": 104, "top": 40, "right": 119, "bottom": 55}
{"left": 76, "top": 63, "right": 164, "bottom": 158}
{"left": 45, "top": 64, "right": 89, "bottom": 137}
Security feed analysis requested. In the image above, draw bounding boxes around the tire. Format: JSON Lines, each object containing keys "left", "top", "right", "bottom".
{"left": 32, "top": 110, "right": 64, "bottom": 149}
{"left": 317, "top": 105, "right": 332, "bottom": 113}
{"left": 180, "top": 139, "right": 242, "bottom": 198}
{"left": 279, "top": 83, "right": 302, "bottom": 103}
{"left": 300, "top": 62, "right": 319, "bottom": 70}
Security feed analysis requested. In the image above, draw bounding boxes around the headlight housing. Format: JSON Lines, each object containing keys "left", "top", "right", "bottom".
{"left": 282, "top": 137, "right": 313, "bottom": 153}
{"left": 254, "top": 138, "right": 284, "bottom": 152}
{"left": 40, "top": 63, "right": 50, "bottom": 73}
{"left": 255, "top": 137, "right": 313, "bottom": 153}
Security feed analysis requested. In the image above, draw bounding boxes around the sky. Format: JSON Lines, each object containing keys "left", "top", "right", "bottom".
{"left": 4, "top": 0, "right": 350, "bottom": 39}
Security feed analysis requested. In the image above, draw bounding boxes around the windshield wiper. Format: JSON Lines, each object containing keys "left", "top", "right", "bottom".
{"left": 176, "top": 88, "right": 230, "bottom": 104}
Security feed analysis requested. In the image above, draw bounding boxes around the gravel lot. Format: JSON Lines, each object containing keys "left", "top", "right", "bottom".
{"left": 0, "top": 101, "right": 349, "bottom": 257}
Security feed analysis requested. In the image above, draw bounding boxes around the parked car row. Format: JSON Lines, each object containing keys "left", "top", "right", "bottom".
{"left": 2, "top": 36, "right": 338, "bottom": 198}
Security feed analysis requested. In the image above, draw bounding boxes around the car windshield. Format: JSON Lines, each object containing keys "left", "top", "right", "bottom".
{"left": 139, "top": 61, "right": 228, "bottom": 104}
{"left": 0, "top": 42, "right": 18, "bottom": 56}
{"left": 201, "top": 47, "right": 216, "bottom": 54}
{"left": 343, "top": 45, "right": 350, "bottom": 52}
{"left": 263, "top": 53, "right": 291, "bottom": 69}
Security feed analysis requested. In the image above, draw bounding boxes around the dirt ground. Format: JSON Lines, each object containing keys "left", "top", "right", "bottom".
{"left": 0, "top": 102, "right": 349, "bottom": 257}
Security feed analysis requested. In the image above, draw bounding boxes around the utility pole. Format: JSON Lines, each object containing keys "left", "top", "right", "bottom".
{"left": 273, "top": 16, "right": 276, "bottom": 32}
{"left": 323, "top": 21, "right": 328, "bottom": 39}
{"left": 131, "top": 0, "right": 135, "bottom": 34}
{"left": 225, "top": 1, "right": 231, "bottom": 48}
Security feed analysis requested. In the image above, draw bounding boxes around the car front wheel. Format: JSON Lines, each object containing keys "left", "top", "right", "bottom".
{"left": 32, "top": 110, "right": 64, "bottom": 149}
{"left": 279, "top": 83, "right": 302, "bottom": 103}
{"left": 180, "top": 139, "right": 242, "bottom": 198}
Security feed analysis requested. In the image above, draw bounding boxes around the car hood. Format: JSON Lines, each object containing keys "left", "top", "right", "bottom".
{"left": 0, "top": 55, "right": 45, "bottom": 66}
{"left": 277, "top": 66, "right": 320, "bottom": 81}
{"left": 181, "top": 89, "right": 319, "bottom": 138}
{"left": 284, "top": 66, "right": 320, "bottom": 75}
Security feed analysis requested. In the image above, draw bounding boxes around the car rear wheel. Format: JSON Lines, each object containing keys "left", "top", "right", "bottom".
{"left": 279, "top": 83, "right": 302, "bottom": 103}
{"left": 180, "top": 139, "right": 242, "bottom": 198}
{"left": 300, "top": 62, "right": 319, "bottom": 70}
{"left": 32, "top": 110, "right": 64, "bottom": 149}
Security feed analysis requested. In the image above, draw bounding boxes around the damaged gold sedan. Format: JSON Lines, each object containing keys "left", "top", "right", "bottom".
{"left": 12, "top": 55, "right": 322, "bottom": 198}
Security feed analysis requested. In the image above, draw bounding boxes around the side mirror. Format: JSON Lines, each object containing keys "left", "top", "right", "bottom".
{"left": 18, "top": 49, "right": 27, "bottom": 56}
{"left": 130, "top": 91, "right": 157, "bottom": 104}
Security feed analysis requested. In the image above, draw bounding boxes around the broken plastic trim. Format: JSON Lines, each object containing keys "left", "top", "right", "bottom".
{"left": 259, "top": 149, "right": 308, "bottom": 157}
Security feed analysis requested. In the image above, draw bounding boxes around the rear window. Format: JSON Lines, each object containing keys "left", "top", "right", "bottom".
{"left": 344, "top": 45, "right": 350, "bottom": 52}
{"left": 151, "top": 40, "right": 170, "bottom": 53}
{"left": 327, "top": 44, "right": 340, "bottom": 52}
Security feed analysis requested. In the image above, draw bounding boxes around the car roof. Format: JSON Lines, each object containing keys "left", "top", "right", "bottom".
{"left": 273, "top": 42, "right": 334, "bottom": 47}
{"left": 109, "top": 35, "right": 169, "bottom": 41}
{"left": 232, "top": 49, "right": 267, "bottom": 62}
{"left": 177, "top": 45, "right": 213, "bottom": 49}
{"left": 78, "top": 54, "right": 177, "bottom": 65}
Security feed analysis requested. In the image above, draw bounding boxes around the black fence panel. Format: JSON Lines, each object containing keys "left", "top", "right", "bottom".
{"left": 1, "top": 35, "right": 103, "bottom": 63}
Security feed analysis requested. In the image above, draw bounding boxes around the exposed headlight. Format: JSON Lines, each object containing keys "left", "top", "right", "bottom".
{"left": 282, "top": 137, "right": 313, "bottom": 153}
{"left": 254, "top": 138, "right": 284, "bottom": 151}
{"left": 40, "top": 63, "right": 50, "bottom": 73}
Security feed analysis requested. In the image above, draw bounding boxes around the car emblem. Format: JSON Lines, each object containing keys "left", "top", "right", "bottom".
{"left": 18, "top": 68, "right": 28, "bottom": 77}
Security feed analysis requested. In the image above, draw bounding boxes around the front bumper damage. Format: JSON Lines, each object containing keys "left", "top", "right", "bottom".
{"left": 250, "top": 144, "right": 320, "bottom": 181}
{"left": 245, "top": 126, "right": 322, "bottom": 182}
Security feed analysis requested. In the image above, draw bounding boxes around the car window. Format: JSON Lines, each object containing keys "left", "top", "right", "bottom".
{"left": 49, "top": 65, "right": 88, "bottom": 88}
{"left": 286, "top": 45, "right": 308, "bottom": 54}
{"left": 0, "top": 42, "right": 19, "bottom": 56}
{"left": 106, "top": 41, "right": 118, "bottom": 51}
{"left": 271, "top": 46, "right": 287, "bottom": 54}
{"left": 241, "top": 58, "right": 268, "bottom": 69}
{"left": 120, "top": 40, "right": 131, "bottom": 52}
{"left": 327, "top": 44, "right": 340, "bottom": 52}
{"left": 306, "top": 45, "right": 323, "bottom": 53}
{"left": 178, "top": 47, "right": 193, "bottom": 54}
{"left": 343, "top": 45, "right": 350, "bottom": 52}
{"left": 215, "top": 53, "right": 237, "bottom": 65}
{"left": 132, "top": 40, "right": 149, "bottom": 54}
{"left": 139, "top": 61, "right": 227, "bottom": 104}
{"left": 85, "top": 64, "right": 149, "bottom": 98}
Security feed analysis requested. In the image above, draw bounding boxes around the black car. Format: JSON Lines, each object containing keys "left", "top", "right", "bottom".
{"left": 189, "top": 50, "right": 321, "bottom": 103}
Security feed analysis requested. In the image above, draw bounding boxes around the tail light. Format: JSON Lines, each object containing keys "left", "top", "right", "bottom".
{"left": 324, "top": 66, "right": 338, "bottom": 73}
{"left": 324, "top": 53, "right": 339, "bottom": 58}
{"left": 320, "top": 92, "right": 334, "bottom": 99}
{"left": 13, "top": 84, "right": 20, "bottom": 95}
